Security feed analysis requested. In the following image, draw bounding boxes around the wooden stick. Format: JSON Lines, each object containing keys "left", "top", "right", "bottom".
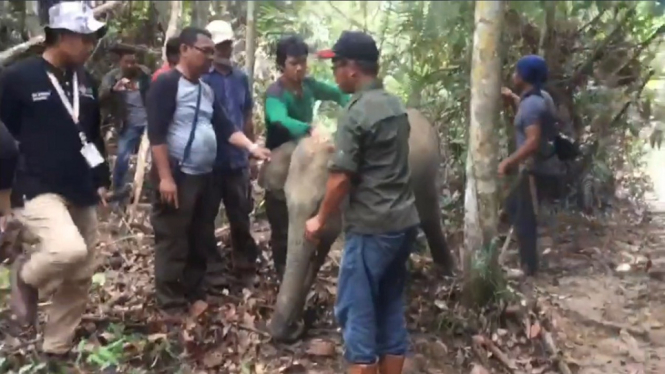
{"left": 0, "top": 1, "right": 124, "bottom": 65}
{"left": 498, "top": 225, "right": 514, "bottom": 264}
{"left": 542, "top": 330, "right": 573, "bottom": 374}
{"left": 129, "top": 132, "right": 151, "bottom": 220}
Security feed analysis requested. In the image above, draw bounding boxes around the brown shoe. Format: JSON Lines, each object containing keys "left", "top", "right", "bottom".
{"left": 379, "top": 355, "right": 405, "bottom": 374}
{"left": 349, "top": 363, "right": 378, "bottom": 374}
{"left": 10, "top": 255, "right": 38, "bottom": 326}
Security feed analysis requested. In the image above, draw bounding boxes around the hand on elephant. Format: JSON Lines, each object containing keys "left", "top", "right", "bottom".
{"left": 310, "top": 126, "right": 331, "bottom": 143}
{"left": 249, "top": 144, "right": 271, "bottom": 161}
{"left": 304, "top": 215, "right": 323, "bottom": 243}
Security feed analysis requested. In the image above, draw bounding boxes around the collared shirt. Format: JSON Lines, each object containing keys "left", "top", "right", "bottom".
{"left": 203, "top": 66, "right": 253, "bottom": 170}
{"left": 0, "top": 57, "right": 110, "bottom": 207}
{"left": 329, "top": 80, "right": 419, "bottom": 234}
{"left": 147, "top": 69, "right": 238, "bottom": 175}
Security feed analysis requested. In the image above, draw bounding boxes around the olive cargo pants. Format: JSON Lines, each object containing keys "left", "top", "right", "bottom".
{"left": 15, "top": 193, "right": 99, "bottom": 354}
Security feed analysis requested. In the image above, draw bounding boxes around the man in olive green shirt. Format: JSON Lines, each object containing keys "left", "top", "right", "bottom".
{"left": 263, "top": 35, "right": 348, "bottom": 278}
{"left": 305, "top": 31, "right": 418, "bottom": 374}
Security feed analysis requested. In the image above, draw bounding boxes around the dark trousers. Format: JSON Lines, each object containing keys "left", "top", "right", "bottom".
{"left": 264, "top": 190, "right": 289, "bottom": 277}
{"left": 208, "top": 168, "right": 258, "bottom": 266}
{"left": 151, "top": 172, "right": 216, "bottom": 310}
{"left": 505, "top": 172, "right": 560, "bottom": 275}
{"left": 335, "top": 226, "right": 417, "bottom": 364}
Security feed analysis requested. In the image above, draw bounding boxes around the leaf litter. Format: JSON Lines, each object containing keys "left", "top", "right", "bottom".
{"left": 0, "top": 197, "right": 663, "bottom": 373}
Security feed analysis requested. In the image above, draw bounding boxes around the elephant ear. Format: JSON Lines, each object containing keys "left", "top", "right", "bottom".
{"left": 258, "top": 141, "right": 298, "bottom": 194}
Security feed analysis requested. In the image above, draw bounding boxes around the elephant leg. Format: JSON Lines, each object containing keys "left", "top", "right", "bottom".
{"left": 414, "top": 184, "right": 455, "bottom": 274}
{"left": 265, "top": 191, "right": 289, "bottom": 279}
{"left": 269, "top": 216, "right": 340, "bottom": 343}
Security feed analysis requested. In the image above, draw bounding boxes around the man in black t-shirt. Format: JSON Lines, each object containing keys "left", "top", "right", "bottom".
{"left": 0, "top": 2, "right": 110, "bottom": 357}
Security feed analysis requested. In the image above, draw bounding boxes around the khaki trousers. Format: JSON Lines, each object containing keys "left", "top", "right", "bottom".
{"left": 15, "top": 193, "right": 98, "bottom": 354}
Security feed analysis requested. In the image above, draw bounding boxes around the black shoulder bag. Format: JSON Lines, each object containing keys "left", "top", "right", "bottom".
{"left": 524, "top": 89, "right": 580, "bottom": 161}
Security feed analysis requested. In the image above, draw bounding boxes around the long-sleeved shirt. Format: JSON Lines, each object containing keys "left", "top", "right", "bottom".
{"left": 0, "top": 57, "right": 110, "bottom": 207}
{"left": 203, "top": 66, "right": 253, "bottom": 170}
{"left": 264, "top": 77, "right": 349, "bottom": 149}
{"left": 0, "top": 120, "right": 18, "bottom": 191}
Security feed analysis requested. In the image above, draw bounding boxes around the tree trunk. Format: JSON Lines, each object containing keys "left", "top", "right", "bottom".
{"left": 462, "top": 0, "right": 504, "bottom": 308}
{"left": 245, "top": 0, "right": 256, "bottom": 88}
{"left": 25, "top": 1, "right": 41, "bottom": 38}
{"left": 162, "top": 0, "right": 182, "bottom": 60}
{"left": 214, "top": 0, "right": 225, "bottom": 17}
{"left": 538, "top": 0, "right": 556, "bottom": 59}
{"left": 191, "top": 0, "right": 209, "bottom": 28}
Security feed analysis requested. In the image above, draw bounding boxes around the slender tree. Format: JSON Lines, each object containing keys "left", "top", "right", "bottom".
{"left": 463, "top": 0, "right": 504, "bottom": 307}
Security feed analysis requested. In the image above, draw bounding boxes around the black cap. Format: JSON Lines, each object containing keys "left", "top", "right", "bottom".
{"left": 317, "top": 31, "right": 379, "bottom": 62}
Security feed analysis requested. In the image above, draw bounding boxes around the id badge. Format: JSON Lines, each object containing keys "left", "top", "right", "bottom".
{"left": 80, "top": 142, "right": 104, "bottom": 168}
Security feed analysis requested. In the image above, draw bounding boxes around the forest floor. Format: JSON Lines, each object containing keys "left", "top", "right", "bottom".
{"left": 0, "top": 149, "right": 664, "bottom": 374}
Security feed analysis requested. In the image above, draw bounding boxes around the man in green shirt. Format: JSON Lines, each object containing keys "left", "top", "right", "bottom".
{"left": 305, "top": 31, "right": 419, "bottom": 374}
{"left": 263, "top": 35, "right": 348, "bottom": 278}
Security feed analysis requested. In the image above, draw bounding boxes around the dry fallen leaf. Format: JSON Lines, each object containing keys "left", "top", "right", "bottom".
{"left": 529, "top": 322, "right": 542, "bottom": 339}
{"left": 305, "top": 339, "right": 336, "bottom": 357}
{"left": 202, "top": 349, "right": 225, "bottom": 368}
{"left": 189, "top": 300, "right": 209, "bottom": 319}
{"left": 469, "top": 363, "right": 491, "bottom": 374}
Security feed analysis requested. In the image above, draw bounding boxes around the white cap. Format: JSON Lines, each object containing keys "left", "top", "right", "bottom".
{"left": 46, "top": 1, "right": 107, "bottom": 37}
{"left": 206, "top": 20, "right": 234, "bottom": 45}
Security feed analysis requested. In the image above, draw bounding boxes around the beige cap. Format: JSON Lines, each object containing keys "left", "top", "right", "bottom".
{"left": 206, "top": 20, "right": 234, "bottom": 45}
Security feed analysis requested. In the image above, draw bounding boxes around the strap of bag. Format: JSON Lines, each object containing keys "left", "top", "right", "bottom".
{"left": 181, "top": 83, "right": 203, "bottom": 165}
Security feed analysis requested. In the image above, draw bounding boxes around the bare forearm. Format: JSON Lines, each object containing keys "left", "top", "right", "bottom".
{"left": 229, "top": 131, "right": 256, "bottom": 151}
{"left": 506, "top": 139, "right": 538, "bottom": 166}
{"left": 151, "top": 145, "right": 173, "bottom": 181}
{"left": 317, "top": 173, "right": 350, "bottom": 225}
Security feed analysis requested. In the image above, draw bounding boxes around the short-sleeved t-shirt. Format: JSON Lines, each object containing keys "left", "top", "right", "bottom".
{"left": 515, "top": 90, "right": 558, "bottom": 172}
{"left": 329, "top": 80, "right": 419, "bottom": 235}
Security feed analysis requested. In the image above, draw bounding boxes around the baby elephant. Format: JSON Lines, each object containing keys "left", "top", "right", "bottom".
{"left": 260, "top": 108, "right": 455, "bottom": 342}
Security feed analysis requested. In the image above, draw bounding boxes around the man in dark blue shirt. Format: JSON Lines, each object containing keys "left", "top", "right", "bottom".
{"left": 203, "top": 20, "right": 259, "bottom": 272}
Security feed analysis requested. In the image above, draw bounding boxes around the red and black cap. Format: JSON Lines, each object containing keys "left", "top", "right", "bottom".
{"left": 317, "top": 31, "right": 379, "bottom": 62}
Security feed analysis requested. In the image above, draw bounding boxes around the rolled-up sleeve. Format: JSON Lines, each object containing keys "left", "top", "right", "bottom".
{"left": 329, "top": 114, "right": 362, "bottom": 173}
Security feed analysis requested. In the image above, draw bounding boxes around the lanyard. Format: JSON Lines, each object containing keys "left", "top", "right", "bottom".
{"left": 46, "top": 71, "right": 87, "bottom": 145}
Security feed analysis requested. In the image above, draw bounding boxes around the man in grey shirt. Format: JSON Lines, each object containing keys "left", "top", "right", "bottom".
{"left": 99, "top": 46, "right": 152, "bottom": 196}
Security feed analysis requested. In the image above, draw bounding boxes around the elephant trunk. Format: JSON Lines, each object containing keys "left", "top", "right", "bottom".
{"left": 268, "top": 214, "right": 316, "bottom": 342}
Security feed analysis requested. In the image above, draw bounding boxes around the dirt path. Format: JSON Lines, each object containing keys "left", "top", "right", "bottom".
{"left": 534, "top": 147, "right": 665, "bottom": 374}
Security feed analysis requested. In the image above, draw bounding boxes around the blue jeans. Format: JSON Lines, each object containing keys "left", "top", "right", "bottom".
{"left": 335, "top": 226, "right": 417, "bottom": 364}
{"left": 112, "top": 125, "right": 145, "bottom": 190}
